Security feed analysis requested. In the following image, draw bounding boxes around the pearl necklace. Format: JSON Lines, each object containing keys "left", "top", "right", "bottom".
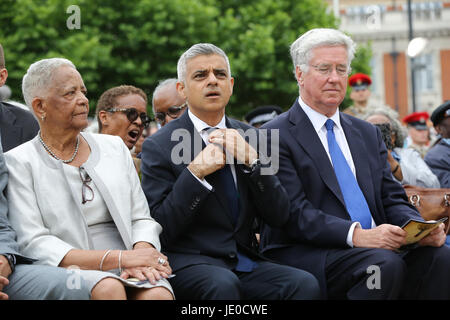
{"left": 39, "top": 133, "right": 80, "bottom": 163}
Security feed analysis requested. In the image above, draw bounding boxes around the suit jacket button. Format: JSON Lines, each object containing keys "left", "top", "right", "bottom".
{"left": 228, "top": 252, "right": 236, "bottom": 259}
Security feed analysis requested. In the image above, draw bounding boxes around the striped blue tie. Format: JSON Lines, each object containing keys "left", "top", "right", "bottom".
{"left": 325, "top": 119, "right": 372, "bottom": 229}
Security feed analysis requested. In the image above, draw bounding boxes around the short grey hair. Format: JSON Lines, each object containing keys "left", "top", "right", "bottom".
{"left": 290, "top": 28, "right": 356, "bottom": 75}
{"left": 22, "top": 58, "right": 76, "bottom": 108}
{"left": 177, "top": 43, "right": 231, "bottom": 83}
{"left": 151, "top": 78, "right": 178, "bottom": 112}
{"left": 363, "top": 107, "right": 407, "bottom": 149}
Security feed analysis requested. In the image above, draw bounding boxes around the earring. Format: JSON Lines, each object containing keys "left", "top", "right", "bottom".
{"left": 41, "top": 114, "right": 45, "bottom": 121}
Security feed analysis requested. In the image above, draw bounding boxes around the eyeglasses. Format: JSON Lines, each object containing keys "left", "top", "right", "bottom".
{"left": 310, "top": 63, "right": 350, "bottom": 77}
{"left": 106, "top": 107, "right": 151, "bottom": 128}
{"left": 79, "top": 167, "right": 94, "bottom": 204}
{"left": 154, "top": 102, "right": 187, "bottom": 125}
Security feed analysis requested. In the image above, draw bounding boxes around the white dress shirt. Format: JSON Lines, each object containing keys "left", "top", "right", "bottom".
{"left": 187, "top": 109, "right": 238, "bottom": 189}
{"left": 298, "top": 96, "right": 376, "bottom": 247}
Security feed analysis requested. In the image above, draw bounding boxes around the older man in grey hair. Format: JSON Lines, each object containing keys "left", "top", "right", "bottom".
{"left": 141, "top": 43, "right": 320, "bottom": 300}
{"left": 260, "top": 28, "right": 450, "bottom": 299}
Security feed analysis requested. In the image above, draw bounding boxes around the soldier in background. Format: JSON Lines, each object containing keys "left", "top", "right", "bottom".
{"left": 344, "top": 73, "right": 382, "bottom": 118}
{"left": 403, "top": 111, "right": 431, "bottom": 158}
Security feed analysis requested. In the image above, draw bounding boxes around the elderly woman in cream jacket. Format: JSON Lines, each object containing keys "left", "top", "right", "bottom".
{"left": 4, "top": 58, "right": 174, "bottom": 300}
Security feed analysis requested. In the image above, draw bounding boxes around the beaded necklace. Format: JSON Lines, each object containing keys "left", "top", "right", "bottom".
{"left": 38, "top": 133, "right": 80, "bottom": 163}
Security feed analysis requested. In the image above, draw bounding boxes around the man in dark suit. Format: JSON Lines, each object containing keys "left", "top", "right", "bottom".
{"left": 260, "top": 28, "right": 450, "bottom": 299}
{"left": 141, "top": 43, "right": 320, "bottom": 300}
{"left": 0, "top": 44, "right": 39, "bottom": 152}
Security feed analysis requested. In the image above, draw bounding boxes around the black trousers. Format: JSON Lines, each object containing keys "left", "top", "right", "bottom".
{"left": 266, "top": 245, "right": 450, "bottom": 300}
{"left": 325, "top": 247, "right": 406, "bottom": 299}
{"left": 168, "top": 261, "right": 321, "bottom": 300}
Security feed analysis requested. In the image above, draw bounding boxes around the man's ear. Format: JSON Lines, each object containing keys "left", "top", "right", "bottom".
{"left": 434, "top": 124, "right": 444, "bottom": 136}
{"left": 176, "top": 81, "right": 187, "bottom": 100}
{"left": 295, "top": 65, "right": 304, "bottom": 87}
{"left": 0, "top": 68, "right": 8, "bottom": 87}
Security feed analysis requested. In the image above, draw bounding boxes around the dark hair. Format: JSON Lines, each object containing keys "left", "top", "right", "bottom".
{"left": 96, "top": 85, "right": 148, "bottom": 131}
{"left": 0, "top": 44, "right": 5, "bottom": 69}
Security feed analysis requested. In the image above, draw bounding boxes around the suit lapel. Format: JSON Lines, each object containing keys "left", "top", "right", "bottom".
{"left": 288, "top": 100, "right": 346, "bottom": 207}
{"left": 176, "top": 110, "right": 204, "bottom": 163}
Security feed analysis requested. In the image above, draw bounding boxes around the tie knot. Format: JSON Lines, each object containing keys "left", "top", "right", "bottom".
{"left": 325, "top": 119, "right": 335, "bottom": 132}
{"left": 202, "top": 127, "right": 215, "bottom": 134}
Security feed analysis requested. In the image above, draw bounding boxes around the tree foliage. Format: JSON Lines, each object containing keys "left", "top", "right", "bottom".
{"left": 0, "top": 0, "right": 371, "bottom": 119}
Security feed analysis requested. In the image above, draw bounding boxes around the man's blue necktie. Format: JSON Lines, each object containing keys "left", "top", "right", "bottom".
{"left": 325, "top": 119, "right": 372, "bottom": 229}
{"left": 204, "top": 128, "right": 258, "bottom": 272}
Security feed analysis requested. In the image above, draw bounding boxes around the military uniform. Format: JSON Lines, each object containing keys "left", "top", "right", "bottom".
{"left": 344, "top": 73, "right": 380, "bottom": 118}
{"left": 402, "top": 111, "right": 431, "bottom": 159}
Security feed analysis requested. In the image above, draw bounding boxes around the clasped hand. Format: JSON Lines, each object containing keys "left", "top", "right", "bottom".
{"left": 188, "top": 129, "right": 258, "bottom": 179}
{"left": 120, "top": 248, "right": 172, "bottom": 285}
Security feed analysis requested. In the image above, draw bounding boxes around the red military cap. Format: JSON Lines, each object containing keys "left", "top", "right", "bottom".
{"left": 402, "top": 111, "right": 429, "bottom": 130}
{"left": 348, "top": 73, "right": 372, "bottom": 90}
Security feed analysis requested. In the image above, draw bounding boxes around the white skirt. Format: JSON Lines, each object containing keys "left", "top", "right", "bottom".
{"left": 73, "top": 268, "right": 174, "bottom": 297}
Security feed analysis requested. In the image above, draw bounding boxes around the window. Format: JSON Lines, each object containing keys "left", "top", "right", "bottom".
{"left": 413, "top": 53, "right": 433, "bottom": 93}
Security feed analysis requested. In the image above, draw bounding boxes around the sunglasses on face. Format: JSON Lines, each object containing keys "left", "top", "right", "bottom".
{"left": 106, "top": 107, "right": 151, "bottom": 128}
{"left": 154, "top": 102, "right": 187, "bottom": 125}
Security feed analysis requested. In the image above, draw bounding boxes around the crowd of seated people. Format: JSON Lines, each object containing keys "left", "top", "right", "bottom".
{"left": 1, "top": 29, "right": 450, "bottom": 301}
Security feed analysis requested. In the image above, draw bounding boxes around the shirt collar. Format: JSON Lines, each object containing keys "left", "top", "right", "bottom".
{"left": 442, "top": 138, "right": 450, "bottom": 146}
{"left": 297, "top": 96, "right": 342, "bottom": 133}
{"left": 188, "top": 109, "right": 227, "bottom": 133}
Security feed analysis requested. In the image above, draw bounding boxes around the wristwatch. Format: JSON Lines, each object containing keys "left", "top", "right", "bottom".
{"left": 249, "top": 158, "right": 261, "bottom": 172}
{"left": 2, "top": 254, "right": 16, "bottom": 273}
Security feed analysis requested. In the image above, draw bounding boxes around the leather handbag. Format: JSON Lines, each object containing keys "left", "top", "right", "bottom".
{"left": 403, "top": 185, "right": 450, "bottom": 234}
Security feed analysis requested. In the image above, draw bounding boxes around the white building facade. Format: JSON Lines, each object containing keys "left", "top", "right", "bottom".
{"left": 327, "top": 0, "right": 450, "bottom": 119}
